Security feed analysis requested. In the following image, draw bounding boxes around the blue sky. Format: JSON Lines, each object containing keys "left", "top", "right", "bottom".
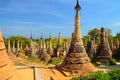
{"left": 0, "top": 0, "right": 120, "bottom": 38}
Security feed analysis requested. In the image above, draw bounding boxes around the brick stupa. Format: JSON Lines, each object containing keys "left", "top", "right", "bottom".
{"left": 0, "top": 31, "right": 18, "bottom": 80}
{"left": 95, "top": 27, "right": 113, "bottom": 64}
{"left": 86, "top": 34, "right": 96, "bottom": 59}
{"left": 56, "top": 0, "right": 97, "bottom": 76}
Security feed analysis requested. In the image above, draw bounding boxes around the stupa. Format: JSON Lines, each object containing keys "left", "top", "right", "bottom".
{"left": 95, "top": 27, "right": 113, "bottom": 64}
{"left": 56, "top": 0, "right": 97, "bottom": 75}
{"left": 86, "top": 34, "right": 96, "bottom": 59}
{"left": 14, "top": 40, "right": 20, "bottom": 56}
{"left": 53, "top": 33, "right": 64, "bottom": 57}
{"left": 0, "top": 31, "right": 18, "bottom": 80}
{"left": 47, "top": 34, "right": 53, "bottom": 56}
{"left": 39, "top": 38, "right": 51, "bottom": 61}
{"left": 7, "top": 38, "right": 12, "bottom": 56}
{"left": 28, "top": 33, "right": 34, "bottom": 57}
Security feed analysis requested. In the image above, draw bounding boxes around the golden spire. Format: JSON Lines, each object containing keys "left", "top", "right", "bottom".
{"left": 75, "top": 0, "right": 81, "bottom": 11}
{"left": 73, "top": 0, "right": 83, "bottom": 45}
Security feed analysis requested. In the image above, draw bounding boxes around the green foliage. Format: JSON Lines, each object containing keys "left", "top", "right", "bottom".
{"left": 14, "top": 61, "right": 26, "bottom": 66}
{"left": 82, "top": 36, "right": 88, "bottom": 45}
{"left": 88, "top": 28, "right": 100, "bottom": 39}
{"left": 4, "top": 36, "right": 30, "bottom": 49}
{"left": 105, "top": 28, "right": 112, "bottom": 36}
{"left": 71, "top": 68, "right": 120, "bottom": 80}
{"left": 48, "top": 57, "right": 63, "bottom": 65}
{"left": 108, "top": 68, "right": 120, "bottom": 80}
{"left": 70, "top": 77, "right": 80, "bottom": 80}
{"left": 71, "top": 71, "right": 110, "bottom": 80}
{"left": 27, "top": 57, "right": 41, "bottom": 63}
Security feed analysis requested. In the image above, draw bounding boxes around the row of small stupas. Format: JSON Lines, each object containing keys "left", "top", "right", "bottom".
{"left": 1, "top": 0, "right": 119, "bottom": 79}
{"left": 6, "top": 32, "right": 70, "bottom": 60}
{"left": 86, "top": 27, "right": 120, "bottom": 64}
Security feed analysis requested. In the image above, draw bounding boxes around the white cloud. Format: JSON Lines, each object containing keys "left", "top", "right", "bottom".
{"left": 0, "top": 0, "right": 66, "bottom": 18}
{"left": 112, "top": 22, "right": 120, "bottom": 27}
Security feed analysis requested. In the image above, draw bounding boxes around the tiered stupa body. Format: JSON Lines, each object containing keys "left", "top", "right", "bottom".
{"left": 0, "top": 31, "right": 18, "bottom": 80}
{"left": 95, "top": 27, "right": 113, "bottom": 63}
{"left": 116, "top": 35, "right": 119, "bottom": 49}
{"left": 57, "top": 0, "right": 97, "bottom": 75}
{"left": 11, "top": 41, "right": 16, "bottom": 54}
{"left": 28, "top": 34, "right": 34, "bottom": 57}
{"left": 113, "top": 33, "right": 120, "bottom": 60}
{"left": 37, "top": 35, "right": 43, "bottom": 55}
{"left": 47, "top": 34, "right": 53, "bottom": 56}
{"left": 15, "top": 40, "right": 20, "bottom": 56}
{"left": 105, "top": 33, "right": 112, "bottom": 56}
{"left": 39, "top": 38, "right": 51, "bottom": 61}
{"left": 7, "top": 38, "right": 12, "bottom": 56}
{"left": 54, "top": 33, "right": 64, "bottom": 57}
{"left": 86, "top": 34, "right": 96, "bottom": 59}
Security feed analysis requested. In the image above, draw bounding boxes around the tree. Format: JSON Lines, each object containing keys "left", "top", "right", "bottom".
{"left": 82, "top": 36, "right": 88, "bottom": 45}
{"left": 105, "top": 28, "right": 112, "bottom": 36}
{"left": 88, "top": 28, "right": 100, "bottom": 40}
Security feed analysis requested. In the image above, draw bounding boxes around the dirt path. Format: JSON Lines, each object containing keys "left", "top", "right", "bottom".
{"left": 98, "top": 62, "right": 120, "bottom": 71}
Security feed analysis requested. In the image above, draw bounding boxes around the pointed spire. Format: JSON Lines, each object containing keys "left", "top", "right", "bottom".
{"left": 49, "top": 33, "right": 52, "bottom": 48}
{"left": 75, "top": 0, "right": 81, "bottom": 11}
{"left": 12, "top": 41, "right": 15, "bottom": 49}
{"left": 7, "top": 38, "right": 11, "bottom": 54}
{"left": 58, "top": 32, "right": 61, "bottom": 46}
{"left": 17, "top": 40, "right": 20, "bottom": 50}
{"left": 73, "top": 0, "right": 83, "bottom": 45}
{"left": 88, "top": 34, "right": 91, "bottom": 41}
{"left": 20, "top": 42, "right": 23, "bottom": 50}
{"left": 116, "top": 33, "right": 119, "bottom": 49}
{"left": 40, "top": 32, "right": 43, "bottom": 39}
{"left": 30, "top": 32, "right": 32, "bottom": 39}
{"left": 43, "top": 38, "right": 46, "bottom": 49}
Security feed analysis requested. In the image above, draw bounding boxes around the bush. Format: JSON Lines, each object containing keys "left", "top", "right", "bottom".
{"left": 14, "top": 61, "right": 26, "bottom": 66}
{"left": 48, "top": 57, "right": 63, "bottom": 65}
{"left": 71, "top": 71, "right": 110, "bottom": 80}
{"left": 70, "top": 77, "right": 80, "bottom": 80}
{"left": 108, "top": 68, "right": 120, "bottom": 80}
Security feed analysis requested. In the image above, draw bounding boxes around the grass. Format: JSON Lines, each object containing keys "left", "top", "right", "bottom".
{"left": 48, "top": 57, "right": 64, "bottom": 65}
{"left": 14, "top": 61, "right": 26, "bottom": 66}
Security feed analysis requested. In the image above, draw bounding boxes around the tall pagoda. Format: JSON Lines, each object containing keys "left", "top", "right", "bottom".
{"left": 57, "top": 0, "right": 97, "bottom": 75}
{"left": 95, "top": 27, "right": 113, "bottom": 64}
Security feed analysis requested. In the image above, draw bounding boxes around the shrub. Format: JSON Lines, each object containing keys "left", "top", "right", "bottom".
{"left": 48, "top": 57, "right": 63, "bottom": 65}
{"left": 71, "top": 71, "right": 110, "bottom": 80}
{"left": 108, "top": 68, "right": 120, "bottom": 80}
{"left": 70, "top": 77, "right": 80, "bottom": 80}
{"left": 14, "top": 61, "right": 26, "bottom": 66}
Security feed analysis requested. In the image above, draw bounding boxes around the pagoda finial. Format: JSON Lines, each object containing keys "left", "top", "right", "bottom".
{"left": 88, "top": 34, "right": 91, "bottom": 41}
{"left": 75, "top": 0, "right": 81, "bottom": 11}
{"left": 58, "top": 32, "right": 61, "bottom": 45}
{"left": 40, "top": 33, "right": 43, "bottom": 39}
{"left": 30, "top": 32, "right": 32, "bottom": 39}
{"left": 49, "top": 33, "right": 52, "bottom": 39}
